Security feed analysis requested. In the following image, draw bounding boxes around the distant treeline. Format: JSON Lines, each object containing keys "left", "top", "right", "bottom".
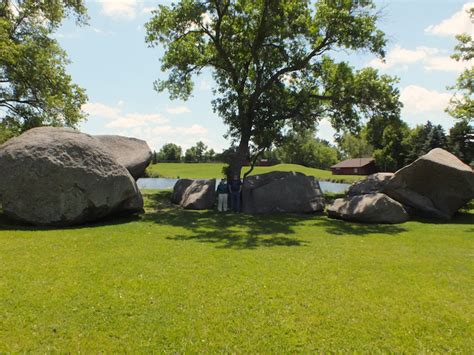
{"left": 153, "top": 120, "right": 473, "bottom": 172}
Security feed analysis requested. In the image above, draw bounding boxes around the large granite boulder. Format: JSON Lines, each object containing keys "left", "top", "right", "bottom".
{"left": 347, "top": 173, "right": 394, "bottom": 196}
{"left": 171, "top": 179, "right": 193, "bottom": 204}
{"left": 327, "top": 193, "right": 409, "bottom": 224}
{"left": 383, "top": 148, "right": 474, "bottom": 219}
{"left": 242, "top": 171, "right": 325, "bottom": 214}
{"left": 171, "top": 179, "right": 216, "bottom": 210}
{"left": 95, "top": 135, "right": 152, "bottom": 179}
{"left": 0, "top": 127, "right": 143, "bottom": 226}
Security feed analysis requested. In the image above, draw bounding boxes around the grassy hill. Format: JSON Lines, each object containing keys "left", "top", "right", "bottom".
{"left": 0, "top": 191, "right": 472, "bottom": 352}
{"left": 146, "top": 163, "right": 364, "bottom": 183}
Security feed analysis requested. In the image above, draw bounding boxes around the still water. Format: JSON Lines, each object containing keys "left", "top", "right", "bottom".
{"left": 137, "top": 178, "right": 350, "bottom": 194}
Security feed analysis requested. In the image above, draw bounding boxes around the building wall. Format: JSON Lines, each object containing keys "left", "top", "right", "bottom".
{"left": 331, "top": 164, "right": 377, "bottom": 175}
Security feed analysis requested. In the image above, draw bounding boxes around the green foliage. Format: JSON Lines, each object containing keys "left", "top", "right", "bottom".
{"left": 337, "top": 130, "right": 373, "bottom": 159}
{"left": 276, "top": 129, "right": 338, "bottom": 169}
{"left": 446, "top": 7, "right": 473, "bottom": 122}
{"left": 157, "top": 143, "right": 183, "bottom": 162}
{"left": 0, "top": 0, "right": 88, "bottom": 134}
{"left": 448, "top": 120, "right": 474, "bottom": 164}
{"left": 405, "top": 121, "right": 447, "bottom": 164}
{"left": 184, "top": 141, "right": 206, "bottom": 162}
{"left": 0, "top": 191, "right": 472, "bottom": 352}
{"left": 145, "top": 0, "right": 401, "bottom": 174}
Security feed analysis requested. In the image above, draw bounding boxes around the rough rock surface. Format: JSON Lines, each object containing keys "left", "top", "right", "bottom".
{"left": 242, "top": 171, "right": 325, "bottom": 213}
{"left": 0, "top": 127, "right": 143, "bottom": 226}
{"left": 95, "top": 135, "right": 152, "bottom": 179}
{"left": 347, "top": 172, "right": 394, "bottom": 196}
{"left": 171, "top": 179, "right": 216, "bottom": 210}
{"left": 327, "top": 193, "right": 409, "bottom": 224}
{"left": 383, "top": 148, "right": 474, "bottom": 219}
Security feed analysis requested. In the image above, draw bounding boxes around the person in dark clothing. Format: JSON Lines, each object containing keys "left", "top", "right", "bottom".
{"left": 228, "top": 175, "right": 242, "bottom": 212}
{"left": 216, "top": 179, "right": 228, "bottom": 212}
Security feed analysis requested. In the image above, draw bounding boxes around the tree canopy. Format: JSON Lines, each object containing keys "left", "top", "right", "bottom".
{"left": 446, "top": 6, "right": 473, "bottom": 122}
{"left": 145, "top": 0, "right": 401, "bottom": 176}
{"left": 0, "top": 0, "right": 88, "bottom": 142}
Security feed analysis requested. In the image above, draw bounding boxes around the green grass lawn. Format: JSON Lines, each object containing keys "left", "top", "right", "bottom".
{"left": 146, "top": 162, "right": 364, "bottom": 183}
{"left": 0, "top": 191, "right": 472, "bottom": 352}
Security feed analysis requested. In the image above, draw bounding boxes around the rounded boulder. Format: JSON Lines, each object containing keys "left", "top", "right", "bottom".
{"left": 0, "top": 127, "right": 143, "bottom": 226}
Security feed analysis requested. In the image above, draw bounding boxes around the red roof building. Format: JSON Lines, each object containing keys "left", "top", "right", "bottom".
{"left": 330, "top": 158, "right": 377, "bottom": 175}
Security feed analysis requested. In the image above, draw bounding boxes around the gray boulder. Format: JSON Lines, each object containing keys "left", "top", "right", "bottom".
{"left": 327, "top": 193, "right": 409, "bottom": 224}
{"left": 383, "top": 148, "right": 474, "bottom": 219}
{"left": 347, "top": 172, "right": 394, "bottom": 196}
{"left": 0, "top": 127, "right": 143, "bottom": 226}
{"left": 95, "top": 135, "right": 152, "bottom": 179}
{"left": 171, "top": 179, "right": 216, "bottom": 210}
{"left": 242, "top": 171, "right": 325, "bottom": 214}
{"left": 171, "top": 179, "right": 193, "bottom": 204}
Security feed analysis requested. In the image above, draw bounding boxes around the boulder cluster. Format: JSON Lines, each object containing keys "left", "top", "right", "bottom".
{"left": 327, "top": 148, "right": 474, "bottom": 223}
{"left": 171, "top": 171, "right": 325, "bottom": 214}
{"left": 172, "top": 148, "right": 473, "bottom": 225}
{"left": 0, "top": 127, "right": 152, "bottom": 226}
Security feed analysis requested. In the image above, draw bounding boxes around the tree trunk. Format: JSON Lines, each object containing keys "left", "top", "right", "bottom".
{"left": 228, "top": 134, "right": 250, "bottom": 179}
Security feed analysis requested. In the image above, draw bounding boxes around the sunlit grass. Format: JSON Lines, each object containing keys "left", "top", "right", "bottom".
{"left": 0, "top": 190, "right": 472, "bottom": 352}
{"left": 146, "top": 162, "right": 364, "bottom": 182}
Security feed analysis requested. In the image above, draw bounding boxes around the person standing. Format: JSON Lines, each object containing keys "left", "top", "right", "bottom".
{"left": 228, "top": 175, "right": 242, "bottom": 212}
{"left": 216, "top": 179, "right": 228, "bottom": 212}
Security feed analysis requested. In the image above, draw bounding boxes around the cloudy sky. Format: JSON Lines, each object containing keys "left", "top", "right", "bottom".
{"left": 56, "top": 0, "right": 473, "bottom": 152}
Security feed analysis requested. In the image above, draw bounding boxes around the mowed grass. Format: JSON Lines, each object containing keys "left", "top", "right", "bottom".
{"left": 0, "top": 191, "right": 472, "bottom": 352}
{"left": 146, "top": 162, "right": 364, "bottom": 182}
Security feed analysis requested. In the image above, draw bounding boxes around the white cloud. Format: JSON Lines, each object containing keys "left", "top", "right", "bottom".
{"left": 370, "top": 44, "right": 472, "bottom": 73}
{"left": 8, "top": 2, "right": 19, "bottom": 17}
{"left": 106, "top": 113, "right": 167, "bottom": 128}
{"left": 142, "top": 7, "right": 156, "bottom": 15}
{"left": 98, "top": 0, "right": 137, "bottom": 20}
{"left": 83, "top": 102, "right": 121, "bottom": 120}
{"left": 152, "top": 124, "right": 207, "bottom": 136}
{"left": 91, "top": 27, "right": 115, "bottom": 36}
{"left": 370, "top": 45, "right": 439, "bottom": 69}
{"left": 424, "top": 56, "right": 472, "bottom": 72}
{"left": 83, "top": 102, "right": 168, "bottom": 129}
{"left": 425, "top": 2, "right": 473, "bottom": 36}
{"left": 81, "top": 102, "right": 214, "bottom": 151}
{"left": 199, "top": 79, "right": 212, "bottom": 91}
{"left": 400, "top": 85, "right": 451, "bottom": 114}
{"left": 166, "top": 106, "right": 191, "bottom": 114}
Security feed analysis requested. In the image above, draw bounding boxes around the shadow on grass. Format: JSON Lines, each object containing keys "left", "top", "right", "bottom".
{"left": 142, "top": 191, "right": 309, "bottom": 249}
{"left": 141, "top": 191, "right": 411, "bottom": 248}
{"left": 2, "top": 191, "right": 470, "bottom": 248}
{"left": 310, "top": 218, "right": 408, "bottom": 236}
{"left": 0, "top": 210, "right": 141, "bottom": 232}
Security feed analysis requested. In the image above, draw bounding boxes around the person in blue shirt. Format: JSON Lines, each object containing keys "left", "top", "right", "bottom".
{"left": 216, "top": 179, "right": 228, "bottom": 212}
{"left": 228, "top": 175, "right": 242, "bottom": 212}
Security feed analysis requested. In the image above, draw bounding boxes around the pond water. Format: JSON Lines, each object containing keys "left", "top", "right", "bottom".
{"left": 137, "top": 178, "right": 350, "bottom": 194}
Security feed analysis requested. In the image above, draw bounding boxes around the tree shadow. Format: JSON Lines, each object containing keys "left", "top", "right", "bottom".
{"left": 309, "top": 217, "right": 408, "bottom": 236}
{"left": 142, "top": 191, "right": 310, "bottom": 249}
{"left": 0, "top": 210, "right": 141, "bottom": 232}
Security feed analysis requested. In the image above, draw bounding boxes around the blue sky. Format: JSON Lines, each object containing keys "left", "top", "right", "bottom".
{"left": 55, "top": 0, "right": 473, "bottom": 152}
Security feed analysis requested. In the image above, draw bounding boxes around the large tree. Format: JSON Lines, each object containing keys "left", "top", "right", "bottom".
{"left": 0, "top": 0, "right": 88, "bottom": 142}
{"left": 446, "top": 7, "right": 473, "bottom": 122}
{"left": 145, "top": 0, "right": 401, "bottom": 177}
{"left": 157, "top": 142, "right": 183, "bottom": 161}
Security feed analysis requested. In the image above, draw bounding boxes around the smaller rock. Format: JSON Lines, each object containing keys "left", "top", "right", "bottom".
{"left": 95, "top": 135, "right": 152, "bottom": 179}
{"left": 327, "top": 193, "right": 409, "bottom": 224}
{"left": 347, "top": 173, "right": 394, "bottom": 196}
{"left": 172, "top": 179, "right": 216, "bottom": 210}
{"left": 171, "top": 179, "right": 193, "bottom": 204}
